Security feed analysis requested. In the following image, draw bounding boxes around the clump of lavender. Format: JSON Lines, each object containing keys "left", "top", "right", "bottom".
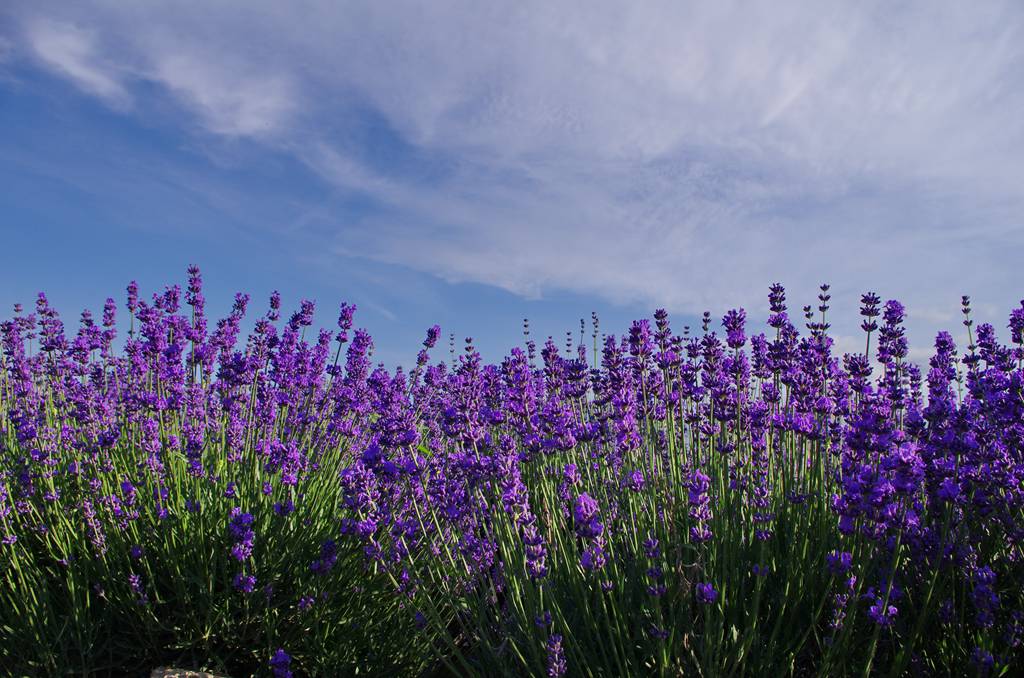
{"left": 0, "top": 268, "right": 437, "bottom": 675}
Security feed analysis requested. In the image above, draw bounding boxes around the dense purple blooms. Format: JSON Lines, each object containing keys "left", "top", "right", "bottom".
{"left": 3, "top": 269, "right": 1023, "bottom": 676}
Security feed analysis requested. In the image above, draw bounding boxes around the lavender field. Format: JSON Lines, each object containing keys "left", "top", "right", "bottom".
{"left": 1, "top": 268, "right": 1022, "bottom": 676}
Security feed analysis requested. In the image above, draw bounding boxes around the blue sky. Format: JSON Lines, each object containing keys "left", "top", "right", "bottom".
{"left": 1, "top": 2, "right": 1022, "bottom": 367}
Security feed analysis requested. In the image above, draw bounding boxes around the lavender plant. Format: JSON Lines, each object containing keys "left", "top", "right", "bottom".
{"left": 2, "top": 269, "right": 1023, "bottom": 676}
{"left": 0, "top": 269, "right": 435, "bottom": 675}
{"left": 341, "top": 287, "right": 1024, "bottom": 676}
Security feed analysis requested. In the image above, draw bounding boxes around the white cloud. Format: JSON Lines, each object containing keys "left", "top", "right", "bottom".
{"left": 5, "top": 1, "right": 1024, "bottom": 346}
{"left": 17, "top": 13, "right": 296, "bottom": 138}
{"left": 150, "top": 50, "right": 296, "bottom": 138}
{"left": 24, "top": 19, "right": 130, "bottom": 106}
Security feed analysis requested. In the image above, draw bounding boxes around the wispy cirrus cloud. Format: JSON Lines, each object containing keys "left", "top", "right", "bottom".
{"left": 148, "top": 49, "right": 297, "bottom": 138}
{"left": 23, "top": 19, "right": 130, "bottom": 106}
{"left": 16, "top": 15, "right": 296, "bottom": 138}
{"left": 3, "top": 1, "right": 1023, "bottom": 349}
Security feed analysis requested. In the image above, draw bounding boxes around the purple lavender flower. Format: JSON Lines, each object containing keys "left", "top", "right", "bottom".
{"left": 423, "top": 324, "right": 441, "bottom": 349}
{"left": 722, "top": 308, "right": 746, "bottom": 349}
{"left": 128, "top": 573, "right": 148, "bottom": 605}
{"left": 336, "top": 302, "right": 357, "bottom": 343}
{"left": 546, "top": 634, "right": 567, "bottom": 677}
{"left": 229, "top": 510, "right": 256, "bottom": 562}
{"left": 970, "top": 647, "right": 994, "bottom": 676}
{"left": 310, "top": 539, "right": 338, "bottom": 575}
{"left": 269, "top": 648, "right": 293, "bottom": 678}
{"left": 268, "top": 290, "right": 282, "bottom": 321}
{"left": 580, "top": 542, "right": 607, "bottom": 571}
{"left": 233, "top": 572, "right": 257, "bottom": 593}
{"left": 688, "top": 470, "right": 713, "bottom": 543}
{"left": 867, "top": 595, "right": 897, "bottom": 627}
{"left": 126, "top": 280, "right": 139, "bottom": 317}
{"left": 695, "top": 582, "right": 718, "bottom": 605}
{"left": 627, "top": 469, "right": 645, "bottom": 492}
{"left": 826, "top": 550, "right": 852, "bottom": 575}
{"left": 860, "top": 292, "right": 881, "bottom": 332}
{"left": 573, "top": 493, "right": 602, "bottom": 539}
